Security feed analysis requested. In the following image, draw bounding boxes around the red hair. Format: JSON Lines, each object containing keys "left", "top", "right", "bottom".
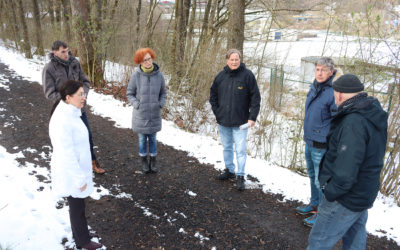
{"left": 133, "top": 48, "right": 156, "bottom": 64}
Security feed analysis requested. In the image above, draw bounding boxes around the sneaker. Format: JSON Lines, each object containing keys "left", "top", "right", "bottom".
{"left": 216, "top": 168, "right": 235, "bottom": 180}
{"left": 295, "top": 204, "right": 317, "bottom": 215}
{"left": 303, "top": 213, "right": 317, "bottom": 227}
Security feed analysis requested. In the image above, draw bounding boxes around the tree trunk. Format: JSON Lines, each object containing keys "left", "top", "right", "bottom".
{"left": 95, "top": 0, "right": 104, "bottom": 74}
{"left": 31, "top": 0, "right": 45, "bottom": 55}
{"left": 191, "top": 0, "right": 212, "bottom": 62}
{"left": 135, "top": 0, "right": 142, "bottom": 50}
{"left": 4, "top": 0, "right": 20, "bottom": 49}
{"left": 227, "top": 0, "right": 245, "bottom": 54}
{"left": 47, "top": 0, "right": 55, "bottom": 28}
{"left": 55, "top": 0, "right": 62, "bottom": 30}
{"left": 71, "top": 0, "right": 104, "bottom": 86}
{"left": 145, "top": 0, "right": 157, "bottom": 47}
{"left": 172, "top": 0, "right": 190, "bottom": 79}
{"left": 178, "top": 0, "right": 190, "bottom": 60}
{"left": 16, "top": 0, "right": 32, "bottom": 58}
{"left": 61, "top": 0, "right": 72, "bottom": 43}
{"left": 184, "top": 0, "right": 196, "bottom": 62}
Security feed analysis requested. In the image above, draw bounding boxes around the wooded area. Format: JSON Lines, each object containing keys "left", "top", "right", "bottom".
{"left": 0, "top": 0, "right": 399, "bottom": 204}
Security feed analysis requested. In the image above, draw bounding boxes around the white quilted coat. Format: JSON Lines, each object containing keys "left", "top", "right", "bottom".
{"left": 49, "top": 101, "right": 93, "bottom": 198}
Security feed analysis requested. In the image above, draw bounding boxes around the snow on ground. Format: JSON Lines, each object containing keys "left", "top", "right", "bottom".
{"left": 0, "top": 39, "right": 399, "bottom": 248}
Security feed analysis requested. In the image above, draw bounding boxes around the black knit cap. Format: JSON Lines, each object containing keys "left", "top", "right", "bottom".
{"left": 332, "top": 74, "right": 364, "bottom": 93}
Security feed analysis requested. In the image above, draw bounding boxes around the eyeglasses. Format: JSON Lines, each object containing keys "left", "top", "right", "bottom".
{"left": 143, "top": 57, "right": 153, "bottom": 63}
{"left": 76, "top": 92, "right": 87, "bottom": 98}
{"left": 315, "top": 68, "right": 331, "bottom": 73}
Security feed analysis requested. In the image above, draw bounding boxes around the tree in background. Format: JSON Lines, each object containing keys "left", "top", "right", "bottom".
{"left": 32, "top": 0, "right": 45, "bottom": 55}
{"left": 227, "top": 0, "right": 245, "bottom": 54}
{"left": 16, "top": 0, "right": 32, "bottom": 58}
{"left": 71, "top": 0, "right": 104, "bottom": 86}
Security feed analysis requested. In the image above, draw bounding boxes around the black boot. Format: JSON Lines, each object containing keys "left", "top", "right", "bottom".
{"left": 236, "top": 176, "right": 245, "bottom": 191}
{"left": 150, "top": 156, "right": 158, "bottom": 173}
{"left": 141, "top": 156, "right": 150, "bottom": 173}
{"left": 216, "top": 168, "right": 235, "bottom": 180}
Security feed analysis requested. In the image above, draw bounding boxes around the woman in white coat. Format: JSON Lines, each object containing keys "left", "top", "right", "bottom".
{"left": 49, "top": 80, "right": 102, "bottom": 250}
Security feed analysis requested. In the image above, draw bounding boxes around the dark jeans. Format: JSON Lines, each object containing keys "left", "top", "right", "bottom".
{"left": 81, "top": 111, "right": 96, "bottom": 161}
{"left": 67, "top": 196, "right": 91, "bottom": 247}
{"left": 138, "top": 133, "right": 157, "bottom": 157}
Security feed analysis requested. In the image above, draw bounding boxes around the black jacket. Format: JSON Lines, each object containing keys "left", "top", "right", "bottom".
{"left": 319, "top": 93, "right": 388, "bottom": 212}
{"left": 209, "top": 63, "right": 261, "bottom": 127}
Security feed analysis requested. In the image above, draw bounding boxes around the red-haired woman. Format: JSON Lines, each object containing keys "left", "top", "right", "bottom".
{"left": 126, "top": 48, "right": 167, "bottom": 173}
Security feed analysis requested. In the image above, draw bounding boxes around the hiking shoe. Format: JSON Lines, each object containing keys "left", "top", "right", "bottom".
{"left": 295, "top": 204, "right": 317, "bottom": 215}
{"left": 216, "top": 168, "right": 235, "bottom": 180}
{"left": 92, "top": 160, "right": 105, "bottom": 174}
{"left": 303, "top": 213, "right": 317, "bottom": 227}
{"left": 236, "top": 175, "right": 245, "bottom": 191}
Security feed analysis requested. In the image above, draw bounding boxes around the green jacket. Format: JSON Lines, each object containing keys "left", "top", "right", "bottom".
{"left": 319, "top": 93, "right": 387, "bottom": 212}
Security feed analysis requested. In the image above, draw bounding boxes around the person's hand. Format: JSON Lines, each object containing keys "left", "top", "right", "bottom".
{"left": 248, "top": 120, "right": 255, "bottom": 127}
{"left": 80, "top": 183, "right": 87, "bottom": 192}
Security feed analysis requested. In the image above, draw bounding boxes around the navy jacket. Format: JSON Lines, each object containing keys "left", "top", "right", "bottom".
{"left": 210, "top": 63, "right": 261, "bottom": 127}
{"left": 319, "top": 94, "right": 388, "bottom": 212}
{"left": 304, "top": 71, "right": 337, "bottom": 146}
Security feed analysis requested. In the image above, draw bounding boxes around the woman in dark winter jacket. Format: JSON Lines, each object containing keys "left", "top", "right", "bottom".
{"left": 126, "top": 48, "right": 167, "bottom": 173}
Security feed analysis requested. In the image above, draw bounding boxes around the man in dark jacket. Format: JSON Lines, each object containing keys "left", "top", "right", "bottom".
{"left": 296, "top": 57, "right": 337, "bottom": 227}
{"left": 42, "top": 40, "right": 105, "bottom": 174}
{"left": 307, "top": 74, "right": 388, "bottom": 249}
{"left": 209, "top": 49, "right": 261, "bottom": 191}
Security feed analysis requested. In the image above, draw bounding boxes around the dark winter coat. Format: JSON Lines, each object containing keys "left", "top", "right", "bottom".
{"left": 319, "top": 93, "right": 388, "bottom": 212}
{"left": 42, "top": 52, "right": 90, "bottom": 102}
{"left": 126, "top": 63, "right": 166, "bottom": 134}
{"left": 209, "top": 63, "right": 261, "bottom": 127}
{"left": 304, "top": 71, "right": 337, "bottom": 146}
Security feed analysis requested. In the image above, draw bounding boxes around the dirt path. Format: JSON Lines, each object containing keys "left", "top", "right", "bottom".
{"left": 0, "top": 62, "right": 398, "bottom": 249}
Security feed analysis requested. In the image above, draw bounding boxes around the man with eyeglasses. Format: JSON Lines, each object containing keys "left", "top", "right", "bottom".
{"left": 42, "top": 40, "right": 105, "bottom": 174}
{"left": 296, "top": 57, "right": 338, "bottom": 226}
{"left": 210, "top": 49, "right": 261, "bottom": 191}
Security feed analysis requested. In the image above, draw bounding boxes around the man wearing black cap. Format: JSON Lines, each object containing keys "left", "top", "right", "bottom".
{"left": 307, "top": 74, "right": 388, "bottom": 249}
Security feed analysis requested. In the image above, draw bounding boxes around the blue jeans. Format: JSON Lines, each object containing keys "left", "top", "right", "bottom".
{"left": 307, "top": 196, "right": 368, "bottom": 250}
{"left": 218, "top": 125, "right": 248, "bottom": 176}
{"left": 138, "top": 133, "right": 157, "bottom": 157}
{"left": 305, "top": 144, "right": 326, "bottom": 206}
{"left": 81, "top": 111, "right": 96, "bottom": 161}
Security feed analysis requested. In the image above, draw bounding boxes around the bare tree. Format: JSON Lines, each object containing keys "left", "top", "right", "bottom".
{"left": 46, "top": 0, "right": 55, "bottom": 28}
{"left": 135, "top": 0, "right": 142, "bottom": 49}
{"left": 71, "top": 0, "right": 104, "bottom": 85}
{"left": 16, "top": 0, "right": 32, "bottom": 58}
{"left": 61, "top": 0, "right": 72, "bottom": 43}
{"left": 227, "top": 0, "right": 245, "bottom": 54}
{"left": 32, "top": 0, "right": 45, "bottom": 55}
{"left": 54, "top": 0, "right": 62, "bottom": 30}
{"left": 184, "top": 0, "right": 196, "bottom": 63}
{"left": 2, "top": 0, "right": 20, "bottom": 49}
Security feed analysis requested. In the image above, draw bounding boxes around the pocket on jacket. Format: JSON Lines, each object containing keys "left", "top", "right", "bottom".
{"left": 135, "top": 102, "right": 140, "bottom": 109}
{"left": 234, "top": 84, "right": 248, "bottom": 96}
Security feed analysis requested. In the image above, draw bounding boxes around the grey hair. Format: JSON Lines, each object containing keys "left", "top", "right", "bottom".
{"left": 226, "top": 49, "right": 241, "bottom": 60}
{"left": 316, "top": 57, "right": 335, "bottom": 70}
